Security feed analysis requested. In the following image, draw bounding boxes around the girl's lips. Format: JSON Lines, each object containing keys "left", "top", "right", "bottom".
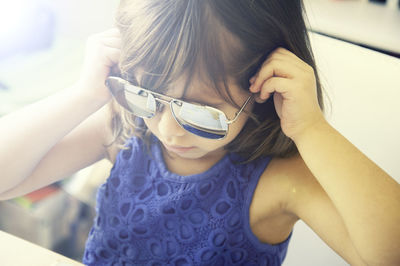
{"left": 163, "top": 144, "right": 195, "bottom": 153}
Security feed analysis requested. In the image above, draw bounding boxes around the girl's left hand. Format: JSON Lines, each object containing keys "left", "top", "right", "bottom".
{"left": 249, "top": 47, "right": 325, "bottom": 142}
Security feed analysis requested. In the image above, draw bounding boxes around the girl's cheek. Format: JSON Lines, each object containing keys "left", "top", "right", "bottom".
{"left": 143, "top": 118, "right": 157, "bottom": 133}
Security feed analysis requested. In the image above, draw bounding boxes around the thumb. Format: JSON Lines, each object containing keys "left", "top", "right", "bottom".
{"left": 273, "top": 93, "right": 283, "bottom": 119}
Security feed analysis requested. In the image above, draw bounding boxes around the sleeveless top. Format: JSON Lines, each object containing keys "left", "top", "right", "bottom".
{"left": 83, "top": 136, "right": 291, "bottom": 266}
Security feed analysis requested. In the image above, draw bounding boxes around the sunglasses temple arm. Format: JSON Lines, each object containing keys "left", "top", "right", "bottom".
{"left": 226, "top": 95, "right": 253, "bottom": 124}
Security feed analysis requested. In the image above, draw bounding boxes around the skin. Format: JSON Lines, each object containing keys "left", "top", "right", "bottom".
{"left": 1, "top": 28, "right": 399, "bottom": 265}
{"left": 141, "top": 73, "right": 253, "bottom": 175}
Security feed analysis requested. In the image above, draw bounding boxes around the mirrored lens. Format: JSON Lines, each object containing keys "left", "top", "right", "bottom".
{"left": 124, "top": 85, "right": 157, "bottom": 118}
{"left": 106, "top": 77, "right": 156, "bottom": 118}
{"left": 171, "top": 100, "right": 228, "bottom": 139}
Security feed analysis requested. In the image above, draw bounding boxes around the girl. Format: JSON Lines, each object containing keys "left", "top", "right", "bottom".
{"left": 1, "top": 0, "right": 399, "bottom": 265}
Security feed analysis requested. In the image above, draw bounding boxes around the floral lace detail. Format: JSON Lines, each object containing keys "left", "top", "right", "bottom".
{"left": 83, "top": 137, "right": 290, "bottom": 265}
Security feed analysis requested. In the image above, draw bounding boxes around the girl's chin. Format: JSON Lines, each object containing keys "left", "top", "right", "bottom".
{"left": 163, "top": 145, "right": 226, "bottom": 162}
{"left": 164, "top": 148, "right": 204, "bottom": 159}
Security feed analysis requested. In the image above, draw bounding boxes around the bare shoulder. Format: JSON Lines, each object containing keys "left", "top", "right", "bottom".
{"left": 260, "top": 153, "right": 325, "bottom": 207}
{"left": 250, "top": 154, "right": 309, "bottom": 220}
{"left": 249, "top": 154, "right": 307, "bottom": 244}
{"left": 256, "top": 153, "right": 338, "bottom": 220}
{"left": 256, "top": 154, "right": 366, "bottom": 264}
{"left": 254, "top": 154, "right": 315, "bottom": 212}
{"left": 273, "top": 154, "right": 319, "bottom": 198}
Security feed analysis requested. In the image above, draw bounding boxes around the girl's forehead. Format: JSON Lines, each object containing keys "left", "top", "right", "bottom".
{"left": 135, "top": 65, "right": 249, "bottom": 107}
{"left": 167, "top": 72, "right": 248, "bottom": 106}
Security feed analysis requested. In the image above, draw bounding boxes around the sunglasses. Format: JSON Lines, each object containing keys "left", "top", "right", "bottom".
{"left": 105, "top": 76, "right": 252, "bottom": 140}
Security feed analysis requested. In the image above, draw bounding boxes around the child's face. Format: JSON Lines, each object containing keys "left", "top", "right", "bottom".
{"left": 142, "top": 73, "right": 253, "bottom": 160}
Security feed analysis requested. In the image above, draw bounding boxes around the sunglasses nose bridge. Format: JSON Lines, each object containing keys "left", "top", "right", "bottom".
{"left": 154, "top": 97, "right": 170, "bottom": 106}
{"left": 156, "top": 100, "right": 186, "bottom": 138}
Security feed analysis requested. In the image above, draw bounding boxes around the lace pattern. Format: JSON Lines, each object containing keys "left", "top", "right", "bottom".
{"left": 83, "top": 137, "right": 291, "bottom": 265}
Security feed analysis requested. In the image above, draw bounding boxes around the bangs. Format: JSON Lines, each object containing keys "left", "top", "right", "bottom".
{"left": 116, "top": 0, "right": 253, "bottom": 107}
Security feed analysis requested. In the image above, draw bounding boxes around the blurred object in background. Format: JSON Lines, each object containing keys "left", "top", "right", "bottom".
{"left": 0, "top": 0, "right": 118, "bottom": 115}
{"left": 304, "top": 0, "right": 400, "bottom": 58}
{"left": 0, "top": 0, "right": 55, "bottom": 60}
{"left": 0, "top": 0, "right": 118, "bottom": 260}
{"left": 0, "top": 184, "right": 95, "bottom": 260}
{"left": 369, "top": 0, "right": 400, "bottom": 9}
{"left": 0, "top": 81, "right": 7, "bottom": 90}
{"left": 0, "top": 185, "right": 80, "bottom": 250}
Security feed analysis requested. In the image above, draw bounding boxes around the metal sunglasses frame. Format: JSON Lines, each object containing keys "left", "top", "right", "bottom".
{"left": 106, "top": 76, "right": 253, "bottom": 139}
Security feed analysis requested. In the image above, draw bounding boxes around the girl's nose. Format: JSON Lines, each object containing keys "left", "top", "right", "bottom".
{"left": 157, "top": 105, "right": 186, "bottom": 139}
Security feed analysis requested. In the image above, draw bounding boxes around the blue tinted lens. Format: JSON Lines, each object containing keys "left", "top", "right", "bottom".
{"left": 182, "top": 124, "right": 225, "bottom": 139}
{"left": 171, "top": 100, "right": 227, "bottom": 139}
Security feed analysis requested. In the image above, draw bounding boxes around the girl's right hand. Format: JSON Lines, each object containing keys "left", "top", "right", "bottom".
{"left": 77, "top": 28, "right": 121, "bottom": 102}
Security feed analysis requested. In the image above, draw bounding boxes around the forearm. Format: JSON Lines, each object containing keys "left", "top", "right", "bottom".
{"left": 294, "top": 120, "right": 400, "bottom": 265}
{"left": 0, "top": 84, "right": 109, "bottom": 193}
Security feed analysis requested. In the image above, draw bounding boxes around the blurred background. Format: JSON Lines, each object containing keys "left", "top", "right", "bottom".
{"left": 0, "top": 0, "right": 399, "bottom": 265}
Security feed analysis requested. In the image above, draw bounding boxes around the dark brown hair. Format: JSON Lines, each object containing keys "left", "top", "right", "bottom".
{"left": 110, "top": 0, "right": 324, "bottom": 161}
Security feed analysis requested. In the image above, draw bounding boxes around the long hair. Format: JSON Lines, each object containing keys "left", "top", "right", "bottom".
{"left": 109, "top": 0, "right": 324, "bottom": 161}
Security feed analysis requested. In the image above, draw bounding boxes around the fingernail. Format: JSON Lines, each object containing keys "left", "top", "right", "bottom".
{"left": 255, "top": 97, "right": 264, "bottom": 104}
{"left": 250, "top": 84, "right": 259, "bottom": 93}
{"left": 249, "top": 76, "right": 256, "bottom": 84}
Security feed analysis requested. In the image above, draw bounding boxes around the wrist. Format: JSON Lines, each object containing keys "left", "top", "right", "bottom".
{"left": 71, "top": 81, "right": 111, "bottom": 111}
{"left": 74, "top": 79, "right": 112, "bottom": 106}
{"left": 291, "top": 115, "right": 330, "bottom": 147}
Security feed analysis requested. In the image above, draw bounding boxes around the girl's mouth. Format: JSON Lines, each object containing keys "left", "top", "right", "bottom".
{"left": 163, "top": 144, "right": 195, "bottom": 154}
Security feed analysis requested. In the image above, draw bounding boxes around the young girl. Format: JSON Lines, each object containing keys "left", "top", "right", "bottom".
{"left": 0, "top": 0, "right": 399, "bottom": 265}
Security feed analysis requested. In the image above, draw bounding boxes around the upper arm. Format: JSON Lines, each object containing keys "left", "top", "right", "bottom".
{"left": 284, "top": 156, "right": 367, "bottom": 265}
{"left": 0, "top": 102, "right": 116, "bottom": 200}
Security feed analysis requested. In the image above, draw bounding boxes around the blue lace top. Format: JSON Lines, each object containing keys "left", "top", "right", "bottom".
{"left": 83, "top": 136, "right": 292, "bottom": 265}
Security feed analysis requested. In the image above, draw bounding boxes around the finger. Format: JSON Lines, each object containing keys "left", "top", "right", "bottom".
{"left": 249, "top": 76, "right": 256, "bottom": 84}
{"left": 270, "top": 48, "right": 313, "bottom": 72}
{"left": 260, "top": 76, "right": 292, "bottom": 96}
{"left": 104, "top": 47, "right": 121, "bottom": 66}
{"left": 273, "top": 92, "right": 284, "bottom": 118}
{"left": 253, "top": 77, "right": 291, "bottom": 104}
{"left": 273, "top": 47, "right": 299, "bottom": 61}
{"left": 97, "top": 27, "right": 121, "bottom": 37}
{"left": 100, "top": 37, "right": 122, "bottom": 49}
{"left": 250, "top": 59, "right": 304, "bottom": 93}
{"left": 88, "top": 28, "right": 120, "bottom": 44}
